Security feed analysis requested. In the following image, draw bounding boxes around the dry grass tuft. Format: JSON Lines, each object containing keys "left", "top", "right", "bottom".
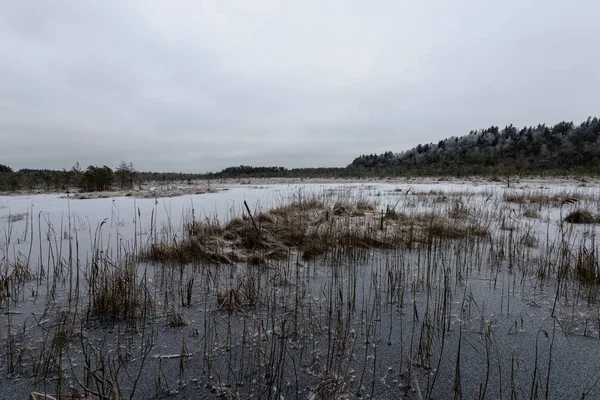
{"left": 88, "top": 259, "right": 154, "bottom": 324}
{"left": 6, "top": 212, "right": 27, "bottom": 223}
{"left": 523, "top": 208, "right": 540, "bottom": 219}
{"left": 142, "top": 195, "right": 489, "bottom": 265}
{"left": 426, "top": 218, "right": 489, "bottom": 240}
{"left": 575, "top": 247, "right": 599, "bottom": 284}
{"left": 0, "top": 275, "right": 8, "bottom": 307}
{"left": 504, "top": 192, "right": 582, "bottom": 206}
{"left": 0, "top": 262, "right": 33, "bottom": 308}
{"left": 271, "top": 198, "right": 324, "bottom": 215}
{"left": 217, "top": 276, "right": 258, "bottom": 312}
{"left": 310, "top": 373, "right": 351, "bottom": 400}
{"left": 167, "top": 308, "right": 190, "bottom": 327}
{"left": 333, "top": 197, "right": 377, "bottom": 216}
{"left": 148, "top": 238, "right": 233, "bottom": 265}
{"left": 211, "top": 385, "right": 238, "bottom": 399}
{"left": 384, "top": 207, "right": 401, "bottom": 220}
{"left": 520, "top": 233, "right": 538, "bottom": 248}
{"left": 448, "top": 200, "right": 469, "bottom": 219}
{"left": 356, "top": 199, "right": 376, "bottom": 211}
{"left": 564, "top": 209, "right": 598, "bottom": 224}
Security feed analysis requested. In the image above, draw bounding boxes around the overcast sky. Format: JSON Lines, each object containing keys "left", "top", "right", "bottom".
{"left": 1, "top": 0, "right": 599, "bottom": 172}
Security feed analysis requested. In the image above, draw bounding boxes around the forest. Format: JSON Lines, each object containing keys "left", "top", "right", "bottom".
{"left": 350, "top": 117, "right": 600, "bottom": 176}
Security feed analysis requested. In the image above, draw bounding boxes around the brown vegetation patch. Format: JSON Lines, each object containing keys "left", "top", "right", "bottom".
{"left": 88, "top": 260, "right": 154, "bottom": 324}
{"left": 575, "top": 247, "right": 600, "bottom": 284}
{"left": 68, "top": 187, "right": 218, "bottom": 200}
{"left": 448, "top": 201, "right": 469, "bottom": 219}
{"left": 384, "top": 209, "right": 401, "bottom": 220}
{"left": 4, "top": 213, "right": 27, "bottom": 223}
{"left": 504, "top": 192, "right": 582, "bottom": 206}
{"left": 564, "top": 209, "right": 598, "bottom": 224}
{"left": 167, "top": 308, "right": 190, "bottom": 327}
{"left": 522, "top": 208, "right": 540, "bottom": 219}
{"left": 271, "top": 199, "right": 324, "bottom": 215}
{"left": 148, "top": 240, "right": 233, "bottom": 265}
{"left": 520, "top": 233, "right": 538, "bottom": 248}
{"left": 425, "top": 218, "right": 489, "bottom": 240}
{"left": 217, "top": 276, "right": 258, "bottom": 312}
{"left": 141, "top": 197, "right": 489, "bottom": 265}
{"left": 356, "top": 199, "right": 376, "bottom": 211}
{"left": 0, "top": 262, "right": 33, "bottom": 309}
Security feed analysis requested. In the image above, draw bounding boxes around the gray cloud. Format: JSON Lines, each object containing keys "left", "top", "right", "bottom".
{"left": 1, "top": 0, "right": 599, "bottom": 172}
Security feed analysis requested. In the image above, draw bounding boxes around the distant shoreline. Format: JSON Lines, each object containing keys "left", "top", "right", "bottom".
{"left": 0, "top": 175, "right": 596, "bottom": 199}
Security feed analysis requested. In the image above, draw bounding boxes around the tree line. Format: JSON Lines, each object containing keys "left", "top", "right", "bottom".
{"left": 2, "top": 117, "right": 600, "bottom": 192}
{"left": 0, "top": 161, "right": 138, "bottom": 192}
{"left": 349, "top": 117, "right": 600, "bottom": 176}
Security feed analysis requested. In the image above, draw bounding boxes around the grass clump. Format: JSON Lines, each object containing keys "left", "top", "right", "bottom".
{"left": 6, "top": 212, "right": 27, "bottom": 223}
{"left": 575, "top": 247, "right": 600, "bottom": 284}
{"left": 88, "top": 259, "right": 154, "bottom": 324}
{"left": 271, "top": 198, "right": 324, "bottom": 215}
{"left": 167, "top": 307, "right": 190, "bottom": 327}
{"left": 356, "top": 199, "right": 376, "bottom": 211}
{"left": 333, "top": 197, "right": 377, "bottom": 216}
{"left": 504, "top": 191, "right": 582, "bottom": 206}
{"left": 148, "top": 235, "right": 233, "bottom": 265}
{"left": 448, "top": 200, "right": 469, "bottom": 219}
{"left": 520, "top": 232, "right": 538, "bottom": 248}
{"left": 0, "top": 262, "right": 33, "bottom": 309}
{"left": 217, "top": 276, "right": 258, "bottom": 312}
{"left": 384, "top": 206, "right": 401, "bottom": 220}
{"left": 310, "top": 373, "right": 351, "bottom": 399}
{"left": 564, "top": 209, "right": 598, "bottom": 224}
{"left": 426, "top": 217, "right": 489, "bottom": 240}
{"left": 143, "top": 195, "right": 489, "bottom": 265}
{"left": 523, "top": 207, "right": 540, "bottom": 219}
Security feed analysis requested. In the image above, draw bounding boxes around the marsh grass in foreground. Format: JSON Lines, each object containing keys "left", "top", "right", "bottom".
{"left": 5, "top": 184, "right": 600, "bottom": 399}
